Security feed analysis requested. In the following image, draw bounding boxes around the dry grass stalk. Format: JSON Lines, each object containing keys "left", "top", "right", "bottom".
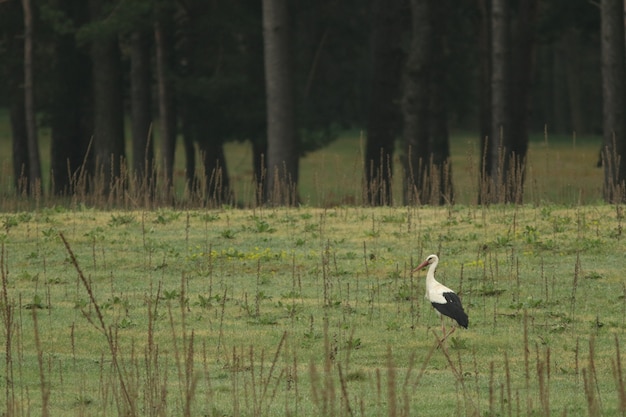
{"left": 612, "top": 335, "right": 626, "bottom": 416}
{"left": 60, "top": 232, "right": 137, "bottom": 416}
{"left": 0, "top": 242, "right": 16, "bottom": 415}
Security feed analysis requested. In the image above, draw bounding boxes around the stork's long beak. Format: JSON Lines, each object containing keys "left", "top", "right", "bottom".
{"left": 411, "top": 259, "right": 429, "bottom": 274}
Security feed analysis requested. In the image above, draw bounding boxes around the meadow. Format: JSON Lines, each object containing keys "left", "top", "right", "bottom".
{"left": 1, "top": 110, "right": 624, "bottom": 415}
{"left": 0, "top": 203, "right": 625, "bottom": 416}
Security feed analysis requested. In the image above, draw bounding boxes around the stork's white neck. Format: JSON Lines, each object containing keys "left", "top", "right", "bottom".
{"left": 426, "top": 259, "right": 439, "bottom": 287}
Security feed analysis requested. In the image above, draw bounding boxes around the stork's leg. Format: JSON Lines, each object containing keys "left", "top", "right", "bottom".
{"left": 442, "top": 326, "right": 457, "bottom": 341}
{"left": 441, "top": 316, "right": 446, "bottom": 338}
{"left": 439, "top": 319, "right": 457, "bottom": 344}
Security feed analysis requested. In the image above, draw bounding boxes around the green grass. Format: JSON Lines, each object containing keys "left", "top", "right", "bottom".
{"left": 1, "top": 204, "right": 625, "bottom": 416}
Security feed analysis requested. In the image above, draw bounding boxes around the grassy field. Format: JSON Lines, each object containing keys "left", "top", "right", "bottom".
{"left": 0, "top": 109, "right": 621, "bottom": 416}
{"left": 1, "top": 204, "right": 625, "bottom": 416}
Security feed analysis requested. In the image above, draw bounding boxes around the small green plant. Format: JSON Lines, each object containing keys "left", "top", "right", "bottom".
{"left": 196, "top": 294, "right": 213, "bottom": 309}
{"left": 117, "top": 317, "right": 134, "bottom": 329}
{"left": 394, "top": 283, "right": 414, "bottom": 301}
{"left": 449, "top": 336, "right": 467, "bottom": 350}
{"left": 381, "top": 214, "right": 404, "bottom": 223}
{"left": 84, "top": 226, "right": 105, "bottom": 240}
{"left": 17, "top": 212, "right": 32, "bottom": 223}
{"left": 346, "top": 337, "right": 362, "bottom": 350}
{"left": 386, "top": 321, "right": 401, "bottom": 331}
{"left": 201, "top": 213, "right": 220, "bottom": 222}
{"left": 154, "top": 210, "right": 181, "bottom": 224}
{"left": 41, "top": 227, "right": 58, "bottom": 238}
{"left": 254, "top": 219, "right": 276, "bottom": 233}
{"left": 108, "top": 214, "right": 136, "bottom": 226}
{"left": 552, "top": 215, "right": 572, "bottom": 233}
{"left": 249, "top": 314, "right": 278, "bottom": 325}
{"left": 24, "top": 294, "right": 46, "bottom": 309}
{"left": 73, "top": 395, "right": 94, "bottom": 407}
{"left": 478, "top": 284, "right": 506, "bottom": 297}
{"left": 3, "top": 215, "right": 18, "bottom": 231}
{"left": 585, "top": 271, "right": 604, "bottom": 280}
{"left": 523, "top": 225, "right": 539, "bottom": 244}
{"left": 162, "top": 289, "right": 180, "bottom": 300}
{"left": 493, "top": 234, "right": 512, "bottom": 247}
{"left": 280, "top": 290, "right": 300, "bottom": 299}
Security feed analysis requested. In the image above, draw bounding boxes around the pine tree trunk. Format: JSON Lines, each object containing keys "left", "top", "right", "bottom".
{"left": 22, "top": 0, "right": 42, "bottom": 195}
{"left": 563, "top": 29, "right": 586, "bottom": 135}
{"left": 428, "top": 0, "right": 453, "bottom": 205}
{"left": 477, "top": 0, "right": 491, "bottom": 161}
{"left": 130, "top": 29, "right": 154, "bottom": 190}
{"left": 402, "top": 0, "right": 452, "bottom": 206}
{"left": 90, "top": 0, "right": 125, "bottom": 195}
{"left": 155, "top": 19, "right": 177, "bottom": 194}
{"left": 262, "top": 0, "right": 298, "bottom": 205}
{"left": 50, "top": 0, "right": 92, "bottom": 196}
{"left": 5, "top": 0, "right": 30, "bottom": 193}
{"left": 402, "top": 0, "right": 432, "bottom": 205}
{"left": 487, "top": 0, "right": 510, "bottom": 204}
{"left": 600, "top": 0, "right": 626, "bottom": 202}
{"left": 508, "top": 0, "right": 537, "bottom": 204}
{"left": 365, "top": 0, "right": 407, "bottom": 206}
{"left": 10, "top": 99, "right": 29, "bottom": 194}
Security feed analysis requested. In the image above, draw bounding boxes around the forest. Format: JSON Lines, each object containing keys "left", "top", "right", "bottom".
{"left": 1, "top": 0, "right": 625, "bottom": 207}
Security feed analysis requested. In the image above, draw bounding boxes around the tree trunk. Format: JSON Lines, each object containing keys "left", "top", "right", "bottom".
{"left": 477, "top": 0, "right": 491, "bottom": 159}
{"left": 563, "top": 29, "right": 586, "bottom": 135}
{"left": 3, "top": 0, "right": 29, "bottom": 193}
{"left": 262, "top": 0, "right": 298, "bottom": 205}
{"left": 364, "top": 0, "right": 407, "bottom": 206}
{"left": 130, "top": 29, "right": 154, "bottom": 190}
{"left": 551, "top": 42, "right": 568, "bottom": 134}
{"left": 481, "top": 0, "right": 535, "bottom": 204}
{"left": 486, "top": 0, "right": 510, "bottom": 204}
{"left": 600, "top": 0, "right": 626, "bottom": 202}
{"left": 508, "top": 0, "right": 537, "bottom": 204}
{"left": 90, "top": 0, "right": 125, "bottom": 195}
{"left": 22, "top": 0, "right": 42, "bottom": 196}
{"left": 402, "top": 0, "right": 432, "bottom": 205}
{"left": 155, "top": 19, "right": 177, "bottom": 195}
{"left": 10, "top": 99, "right": 29, "bottom": 194}
{"left": 428, "top": 0, "right": 453, "bottom": 204}
{"left": 402, "top": 0, "right": 452, "bottom": 205}
{"left": 50, "top": 0, "right": 92, "bottom": 196}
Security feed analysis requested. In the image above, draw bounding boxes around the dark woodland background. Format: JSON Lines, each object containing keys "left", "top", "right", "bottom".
{"left": 1, "top": 0, "right": 625, "bottom": 207}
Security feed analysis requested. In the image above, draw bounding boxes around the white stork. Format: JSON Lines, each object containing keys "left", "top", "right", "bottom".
{"left": 412, "top": 254, "right": 468, "bottom": 341}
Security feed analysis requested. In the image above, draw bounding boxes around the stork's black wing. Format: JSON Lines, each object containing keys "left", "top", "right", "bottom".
{"left": 431, "top": 291, "right": 468, "bottom": 328}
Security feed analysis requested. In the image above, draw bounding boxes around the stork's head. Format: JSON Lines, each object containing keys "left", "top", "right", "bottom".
{"left": 412, "top": 254, "right": 439, "bottom": 273}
